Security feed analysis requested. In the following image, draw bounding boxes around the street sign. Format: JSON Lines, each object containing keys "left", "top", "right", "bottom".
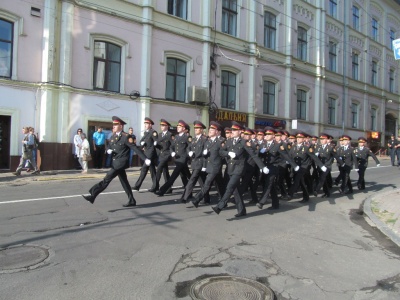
{"left": 393, "top": 38, "right": 400, "bottom": 60}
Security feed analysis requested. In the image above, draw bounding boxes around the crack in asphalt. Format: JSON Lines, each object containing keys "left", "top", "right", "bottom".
{"left": 7, "top": 211, "right": 59, "bottom": 220}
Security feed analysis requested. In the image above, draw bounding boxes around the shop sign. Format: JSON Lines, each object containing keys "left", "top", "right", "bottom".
{"left": 255, "top": 119, "right": 286, "bottom": 128}
{"left": 216, "top": 111, "right": 247, "bottom": 123}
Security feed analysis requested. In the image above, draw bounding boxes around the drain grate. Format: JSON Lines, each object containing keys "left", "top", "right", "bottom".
{"left": 0, "top": 244, "right": 50, "bottom": 273}
{"left": 190, "top": 275, "right": 274, "bottom": 300}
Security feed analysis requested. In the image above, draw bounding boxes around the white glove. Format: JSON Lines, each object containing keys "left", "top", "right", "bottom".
{"left": 259, "top": 148, "right": 266, "bottom": 153}
{"left": 228, "top": 152, "right": 236, "bottom": 159}
{"left": 188, "top": 151, "right": 193, "bottom": 157}
{"left": 171, "top": 152, "right": 176, "bottom": 157}
{"left": 153, "top": 141, "right": 157, "bottom": 146}
{"left": 355, "top": 168, "right": 359, "bottom": 172}
{"left": 107, "top": 149, "right": 113, "bottom": 154}
{"left": 140, "top": 141, "right": 145, "bottom": 146}
{"left": 201, "top": 167, "right": 206, "bottom": 172}
{"left": 263, "top": 167, "right": 269, "bottom": 174}
{"left": 315, "top": 152, "right": 319, "bottom": 156}
{"left": 294, "top": 166, "right": 300, "bottom": 172}
{"left": 377, "top": 164, "right": 380, "bottom": 167}
{"left": 145, "top": 159, "right": 151, "bottom": 166}
{"left": 203, "top": 149, "right": 208, "bottom": 155}
{"left": 321, "top": 166, "right": 327, "bottom": 172}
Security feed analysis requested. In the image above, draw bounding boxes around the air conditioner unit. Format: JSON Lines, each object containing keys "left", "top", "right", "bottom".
{"left": 188, "top": 86, "right": 209, "bottom": 104}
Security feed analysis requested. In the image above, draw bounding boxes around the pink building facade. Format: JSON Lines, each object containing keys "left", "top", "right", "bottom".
{"left": 0, "top": 0, "right": 399, "bottom": 170}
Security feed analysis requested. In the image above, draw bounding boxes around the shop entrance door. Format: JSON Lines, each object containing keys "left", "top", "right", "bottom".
{"left": 0, "top": 116, "right": 11, "bottom": 170}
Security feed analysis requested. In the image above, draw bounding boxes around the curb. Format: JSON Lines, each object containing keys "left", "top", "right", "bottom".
{"left": 363, "top": 189, "right": 400, "bottom": 247}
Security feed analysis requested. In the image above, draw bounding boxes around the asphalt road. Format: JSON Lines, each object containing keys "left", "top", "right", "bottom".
{"left": 1, "top": 163, "right": 400, "bottom": 300}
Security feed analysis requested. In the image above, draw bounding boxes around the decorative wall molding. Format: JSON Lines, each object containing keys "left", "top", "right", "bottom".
{"left": 369, "top": 45, "right": 382, "bottom": 57}
{"left": 293, "top": 4, "right": 314, "bottom": 22}
{"left": 349, "top": 35, "right": 364, "bottom": 48}
{"left": 370, "top": 2, "right": 383, "bottom": 18}
{"left": 326, "top": 22, "right": 343, "bottom": 37}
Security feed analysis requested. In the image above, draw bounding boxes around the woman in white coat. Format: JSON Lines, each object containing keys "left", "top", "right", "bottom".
{"left": 79, "top": 133, "right": 90, "bottom": 174}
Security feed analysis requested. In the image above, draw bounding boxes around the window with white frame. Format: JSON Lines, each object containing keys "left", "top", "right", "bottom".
{"left": 372, "top": 18, "right": 378, "bottom": 41}
{"left": 168, "top": 0, "right": 187, "bottom": 20}
{"left": 0, "top": 18, "right": 13, "bottom": 78}
{"left": 221, "top": 70, "right": 236, "bottom": 110}
{"left": 297, "top": 89, "right": 307, "bottom": 120}
{"left": 166, "top": 58, "right": 186, "bottom": 102}
{"left": 329, "top": 0, "right": 337, "bottom": 18}
{"left": 222, "top": 0, "right": 237, "bottom": 36}
{"left": 93, "top": 41, "right": 121, "bottom": 92}
{"left": 263, "top": 81, "right": 275, "bottom": 115}
{"left": 352, "top": 6, "right": 359, "bottom": 30}
{"left": 371, "top": 61, "right": 377, "bottom": 86}
{"left": 371, "top": 108, "right": 377, "bottom": 131}
{"left": 264, "top": 12, "right": 276, "bottom": 50}
{"left": 297, "top": 27, "right": 307, "bottom": 61}
{"left": 328, "top": 97, "right": 336, "bottom": 125}
{"left": 351, "top": 103, "right": 358, "bottom": 128}
{"left": 389, "top": 69, "right": 395, "bottom": 93}
{"left": 329, "top": 41, "right": 337, "bottom": 72}
{"left": 390, "top": 30, "right": 395, "bottom": 50}
{"left": 352, "top": 53, "right": 359, "bottom": 80}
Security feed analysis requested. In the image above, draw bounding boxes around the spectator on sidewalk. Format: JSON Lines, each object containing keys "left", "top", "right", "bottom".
{"left": 396, "top": 136, "right": 400, "bottom": 166}
{"left": 13, "top": 126, "right": 39, "bottom": 176}
{"left": 74, "top": 128, "right": 83, "bottom": 170}
{"left": 387, "top": 134, "right": 398, "bottom": 166}
{"left": 79, "top": 133, "right": 90, "bottom": 174}
{"left": 92, "top": 126, "right": 106, "bottom": 169}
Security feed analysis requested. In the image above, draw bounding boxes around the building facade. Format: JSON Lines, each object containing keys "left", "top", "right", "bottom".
{"left": 0, "top": 0, "right": 399, "bottom": 170}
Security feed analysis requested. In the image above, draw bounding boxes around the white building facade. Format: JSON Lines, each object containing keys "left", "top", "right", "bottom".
{"left": 0, "top": 0, "right": 399, "bottom": 170}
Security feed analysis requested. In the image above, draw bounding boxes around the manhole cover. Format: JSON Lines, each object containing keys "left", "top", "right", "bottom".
{"left": 0, "top": 245, "right": 50, "bottom": 273}
{"left": 190, "top": 276, "right": 274, "bottom": 300}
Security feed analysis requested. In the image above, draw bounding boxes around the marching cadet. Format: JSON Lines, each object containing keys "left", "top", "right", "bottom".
{"left": 211, "top": 122, "right": 267, "bottom": 217}
{"left": 82, "top": 116, "right": 150, "bottom": 207}
{"left": 336, "top": 135, "right": 358, "bottom": 194}
{"left": 334, "top": 136, "right": 345, "bottom": 187}
{"left": 156, "top": 120, "right": 191, "bottom": 196}
{"left": 132, "top": 117, "right": 158, "bottom": 191}
{"left": 313, "top": 133, "right": 343, "bottom": 198}
{"left": 238, "top": 128, "right": 259, "bottom": 203}
{"left": 153, "top": 119, "right": 173, "bottom": 193}
{"left": 256, "top": 129, "right": 265, "bottom": 145}
{"left": 354, "top": 137, "right": 380, "bottom": 190}
{"left": 257, "top": 127, "right": 297, "bottom": 210}
{"left": 283, "top": 131, "right": 326, "bottom": 203}
{"left": 224, "top": 127, "right": 232, "bottom": 140}
{"left": 181, "top": 121, "right": 208, "bottom": 203}
{"left": 277, "top": 130, "right": 292, "bottom": 195}
{"left": 191, "top": 122, "right": 225, "bottom": 207}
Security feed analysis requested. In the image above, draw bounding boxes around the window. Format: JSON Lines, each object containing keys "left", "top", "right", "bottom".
{"left": 372, "top": 18, "right": 378, "bottom": 41}
{"left": 329, "top": 42, "right": 337, "bottom": 72}
{"left": 390, "top": 30, "right": 395, "bottom": 50}
{"left": 352, "top": 6, "right": 359, "bottom": 30}
{"left": 93, "top": 41, "right": 121, "bottom": 92}
{"left": 264, "top": 12, "right": 276, "bottom": 50}
{"left": 371, "top": 61, "right": 377, "bottom": 86}
{"left": 0, "top": 19, "right": 13, "bottom": 78}
{"left": 351, "top": 103, "right": 358, "bottom": 128}
{"left": 166, "top": 58, "right": 186, "bottom": 102}
{"left": 352, "top": 53, "right": 359, "bottom": 80}
{"left": 222, "top": 0, "right": 237, "bottom": 36}
{"left": 297, "top": 27, "right": 307, "bottom": 61}
{"left": 297, "top": 89, "right": 307, "bottom": 120}
{"left": 221, "top": 71, "right": 236, "bottom": 109}
{"left": 263, "top": 81, "right": 275, "bottom": 115}
{"left": 329, "top": 0, "right": 337, "bottom": 18}
{"left": 389, "top": 69, "right": 395, "bottom": 93}
{"left": 168, "top": 0, "right": 187, "bottom": 19}
{"left": 328, "top": 97, "right": 336, "bottom": 125}
{"left": 371, "top": 108, "right": 377, "bottom": 131}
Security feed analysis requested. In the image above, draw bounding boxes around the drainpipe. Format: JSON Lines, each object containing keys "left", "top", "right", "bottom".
{"left": 341, "top": 4, "right": 348, "bottom": 135}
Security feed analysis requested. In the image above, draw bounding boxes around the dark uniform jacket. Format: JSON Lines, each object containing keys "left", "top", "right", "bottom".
{"left": 188, "top": 134, "right": 207, "bottom": 170}
{"left": 288, "top": 143, "right": 324, "bottom": 169}
{"left": 171, "top": 133, "right": 189, "bottom": 163}
{"left": 203, "top": 136, "right": 225, "bottom": 174}
{"left": 155, "top": 131, "right": 173, "bottom": 161}
{"left": 336, "top": 146, "right": 358, "bottom": 168}
{"left": 219, "top": 138, "right": 264, "bottom": 176}
{"left": 354, "top": 147, "right": 380, "bottom": 167}
{"left": 260, "top": 141, "right": 297, "bottom": 173}
{"left": 315, "top": 144, "right": 342, "bottom": 168}
{"left": 140, "top": 128, "right": 158, "bottom": 158}
{"left": 110, "top": 132, "right": 147, "bottom": 170}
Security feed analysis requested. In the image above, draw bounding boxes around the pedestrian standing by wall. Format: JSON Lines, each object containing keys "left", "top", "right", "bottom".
{"left": 74, "top": 128, "right": 83, "bottom": 170}
{"left": 79, "top": 133, "right": 90, "bottom": 174}
{"left": 396, "top": 136, "right": 400, "bottom": 166}
{"left": 92, "top": 126, "right": 106, "bottom": 169}
{"left": 387, "top": 134, "right": 397, "bottom": 166}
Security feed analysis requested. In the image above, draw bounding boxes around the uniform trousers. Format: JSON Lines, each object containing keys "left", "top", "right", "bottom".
{"left": 155, "top": 157, "right": 170, "bottom": 190}
{"left": 288, "top": 168, "right": 309, "bottom": 200}
{"left": 314, "top": 168, "right": 331, "bottom": 196}
{"left": 159, "top": 161, "right": 190, "bottom": 194}
{"left": 134, "top": 156, "right": 157, "bottom": 189}
{"left": 339, "top": 165, "right": 353, "bottom": 193}
{"left": 357, "top": 165, "right": 367, "bottom": 189}
{"left": 89, "top": 168, "right": 135, "bottom": 203}
{"left": 238, "top": 165, "right": 258, "bottom": 202}
{"left": 216, "top": 174, "right": 246, "bottom": 214}
{"left": 182, "top": 169, "right": 208, "bottom": 201}
{"left": 258, "top": 170, "right": 279, "bottom": 208}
